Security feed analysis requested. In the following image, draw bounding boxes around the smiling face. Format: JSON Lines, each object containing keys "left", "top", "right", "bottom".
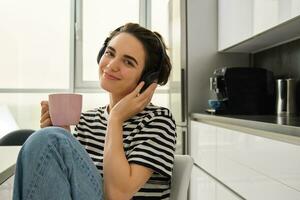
{"left": 99, "top": 33, "right": 146, "bottom": 97}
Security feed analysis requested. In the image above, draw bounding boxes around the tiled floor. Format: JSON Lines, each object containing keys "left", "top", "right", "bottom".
{"left": 0, "top": 175, "right": 14, "bottom": 200}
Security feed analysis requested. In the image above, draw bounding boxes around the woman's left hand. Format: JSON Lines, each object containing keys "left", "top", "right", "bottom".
{"left": 109, "top": 82, "right": 157, "bottom": 123}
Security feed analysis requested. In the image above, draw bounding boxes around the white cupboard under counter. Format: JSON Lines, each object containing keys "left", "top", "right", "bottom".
{"left": 190, "top": 114, "right": 300, "bottom": 199}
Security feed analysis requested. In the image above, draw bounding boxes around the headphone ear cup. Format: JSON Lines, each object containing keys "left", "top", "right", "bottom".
{"left": 97, "top": 45, "right": 106, "bottom": 64}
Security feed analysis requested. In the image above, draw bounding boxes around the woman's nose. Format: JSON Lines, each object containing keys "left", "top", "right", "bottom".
{"left": 106, "top": 59, "right": 119, "bottom": 71}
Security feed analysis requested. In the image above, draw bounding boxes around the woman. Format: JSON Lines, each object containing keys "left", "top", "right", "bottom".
{"left": 13, "top": 23, "right": 176, "bottom": 200}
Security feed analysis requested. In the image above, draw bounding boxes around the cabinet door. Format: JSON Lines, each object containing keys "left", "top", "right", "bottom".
{"left": 190, "top": 166, "right": 215, "bottom": 200}
{"left": 218, "top": 0, "right": 253, "bottom": 50}
{"left": 216, "top": 181, "right": 243, "bottom": 200}
{"left": 253, "top": 0, "right": 280, "bottom": 34}
{"left": 190, "top": 165, "right": 242, "bottom": 200}
{"left": 253, "top": 0, "right": 300, "bottom": 34}
{"left": 218, "top": 0, "right": 300, "bottom": 52}
{"left": 217, "top": 126, "right": 300, "bottom": 191}
{"left": 191, "top": 121, "right": 217, "bottom": 174}
{"left": 291, "top": 0, "right": 300, "bottom": 18}
{"left": 216, "top": 126, "right": 300, "bottom": 200}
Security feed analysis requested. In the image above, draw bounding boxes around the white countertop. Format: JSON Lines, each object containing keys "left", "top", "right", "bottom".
{"left": 191, "top": 113, "right": 300, "bottom": 146}
{"left": 0, "top": 146, "right": 21, "bottom": 185}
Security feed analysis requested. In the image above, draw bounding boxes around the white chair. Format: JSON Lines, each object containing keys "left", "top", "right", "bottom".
{"left": 170, "top": 155, "right": 194, "bottom": 200}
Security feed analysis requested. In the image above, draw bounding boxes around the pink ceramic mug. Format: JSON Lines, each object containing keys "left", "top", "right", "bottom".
{"left": 48, "top": 93, "right": 82, "bottom": 126}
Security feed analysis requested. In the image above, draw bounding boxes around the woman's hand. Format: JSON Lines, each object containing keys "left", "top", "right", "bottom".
{"left": 40, "top": 101, "right": 70, "bottom": 131}
{"left": 109, "top": 82, "right": 157, "bottom": 123}
{"left": 40, "top": 101, "right": 53, "bottom": 128}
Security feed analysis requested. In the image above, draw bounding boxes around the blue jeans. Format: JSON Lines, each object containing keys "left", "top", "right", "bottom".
{"left": 13, "top": 127, "right": 104, "bottom": 200}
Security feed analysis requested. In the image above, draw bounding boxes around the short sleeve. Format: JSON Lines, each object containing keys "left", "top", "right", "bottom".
{"left": 127, "top": 109, "right": 176, "bottom": 178}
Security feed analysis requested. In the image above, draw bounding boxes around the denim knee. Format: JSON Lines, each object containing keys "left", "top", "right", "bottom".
{"left": 22, "top": 127, "right": 72, "bottom": 155}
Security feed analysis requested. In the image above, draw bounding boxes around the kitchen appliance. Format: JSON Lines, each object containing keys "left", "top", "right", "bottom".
{"left": 276, "top": 78, "right": 296, "bottom": 116}
{"left": 209, "top": 67, "right": 275, "bottom": 115}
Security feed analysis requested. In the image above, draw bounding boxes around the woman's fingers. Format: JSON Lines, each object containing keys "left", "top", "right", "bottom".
{"left": 41, "top": 101, "right": 49, "bottom": 116}
{"left": 40, "top": 111, "right": 50, "bottom": 123}
{"left": 40, "top": 118, "right": 52, "bottom": 128}
{"left": 40, "top": 111, "right": 52, "bottom": 127}
{"left": 129, "top": 82, "right": 157, "bottom": 100}
{"left": 110, "top": 82, "right": 157, "bottom": 122}
{"left": 144, "top": 85, "right": 156, "bottom": 104}
{"left": 41, "top": 100, "right": 49, "bottom": 107}
{"left": 135, "top": 83, "right": 157, "bottom": 110}
{"left": 40, "top": 100, "right": 52, "bottom": 128}
{"left": 130, "top": 81, "right": 145, "bottom": 97}
{"left": 138, "top": 82, "right": 157, "bottom": 100}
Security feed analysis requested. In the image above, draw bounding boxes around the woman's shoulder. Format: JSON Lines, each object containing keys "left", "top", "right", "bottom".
{"left": 137, "top": 104, "right": 175, "bottom": 126}
{"left": 136, "top": 104, "right": 177, "bottom": 143}
{"left": 144, "top": 104, "right": 172, "bottom": 115}
{"left": 80, "top": 106, "right": 107, "bottom": 120}
{"left": 81, "top": 106, "right": 106, "bottom": 115}
{"left": 137, "top": 104, "right": 173, "bottom": 120}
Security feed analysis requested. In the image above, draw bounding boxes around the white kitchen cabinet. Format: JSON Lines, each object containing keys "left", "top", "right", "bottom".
{"left": 190, "top": 119, "right": 300, "bottom": 200}
{"left": 190, "top": 166, "right": 243, "bottom": 200}
{"left": 216, "top": 144, "right": 300, "bottom": 200}
{"left": 216, "top": 180, "right": 242, "bottom": 200}
{"left": 218, "top": 0, "right": 253, "bottom": 51}
{"left": 190, "top": 166, "right": 215, "bottom": 200}
{"left": 252, "top": 0, "right": 300, "bottom": 34}
{"left": 218, "top": 0, "right": 300, "bottom": 52}
{"left": 216, "top": 126, "right": 300, "bottom": 191}
{"left": 191, "top": 121, "right": 217, "bottom": 174}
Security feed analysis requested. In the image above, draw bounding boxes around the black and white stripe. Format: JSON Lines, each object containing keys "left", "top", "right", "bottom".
{"left": 74, "top": 104, "right": 176, "bottom": 199}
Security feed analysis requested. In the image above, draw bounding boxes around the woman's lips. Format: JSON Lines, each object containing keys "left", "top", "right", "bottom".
{"left": 103, "top": 72, "right": 120, "bottom": 80}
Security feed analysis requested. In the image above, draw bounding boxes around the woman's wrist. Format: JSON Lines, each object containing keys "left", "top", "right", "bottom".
{"left": 108, "top": 114, "right": 124, "bottom": 125}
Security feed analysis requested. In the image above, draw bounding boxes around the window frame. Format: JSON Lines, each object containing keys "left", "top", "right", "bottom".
{"left": 74, "top": 0, "right": 151, "bottom": 93}
{"left": 0, "top": 0, "right": 75, "bottom": 94}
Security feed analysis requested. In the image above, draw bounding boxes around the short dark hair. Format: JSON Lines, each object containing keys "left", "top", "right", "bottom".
{"left": 108, "top": 23, "right": 172, "bottom": 86}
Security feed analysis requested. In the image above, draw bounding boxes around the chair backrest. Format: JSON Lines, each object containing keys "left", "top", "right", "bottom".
{"left": 0, "top": 129, "right": 35, "bottom": 146}
{"left": 170, "top": 155, "right": 194, "bottom": 200}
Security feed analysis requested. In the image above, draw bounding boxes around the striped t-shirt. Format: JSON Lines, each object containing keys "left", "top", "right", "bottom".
{"left": 74, "top": 104, "right": 177, "bottom": 199}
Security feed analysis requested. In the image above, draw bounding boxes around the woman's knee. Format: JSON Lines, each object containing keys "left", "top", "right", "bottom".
{"left": 23, "top": 127, "right": 71, "bottom": 150}
{"left": 38, "top": 127, "right": 70, "bottom": 138}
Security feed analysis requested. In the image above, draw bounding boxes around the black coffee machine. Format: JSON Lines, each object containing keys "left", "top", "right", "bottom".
{"left": 209, "top": 67, "right": 275, "bottom": 115}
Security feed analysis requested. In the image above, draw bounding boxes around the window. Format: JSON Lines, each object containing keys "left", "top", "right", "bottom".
{"left": 0, "top": 1, "right": 177, "bottom": 140}
{"left": 151, "top": 0, "right": 170, "bottom": 47}
{"left": 0, "top": 0, "right": 71, "bottom": 89}
{"left": 78, "top": 0, "right": 140, "bottom": 85}
{"left": 151, "top": 0, "right": 170, "bottom": 90}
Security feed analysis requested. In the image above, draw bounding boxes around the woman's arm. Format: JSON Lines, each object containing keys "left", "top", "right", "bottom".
{"left": 103, "top": 82, "right": 157, "bottom": 200}
{"left": 104, "top": 117, "right": 153, "bottom": 200}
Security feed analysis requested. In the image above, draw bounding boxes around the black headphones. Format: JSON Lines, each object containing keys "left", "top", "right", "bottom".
{"left": 96, "top": 26, "right": 165, "bottom": 92}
